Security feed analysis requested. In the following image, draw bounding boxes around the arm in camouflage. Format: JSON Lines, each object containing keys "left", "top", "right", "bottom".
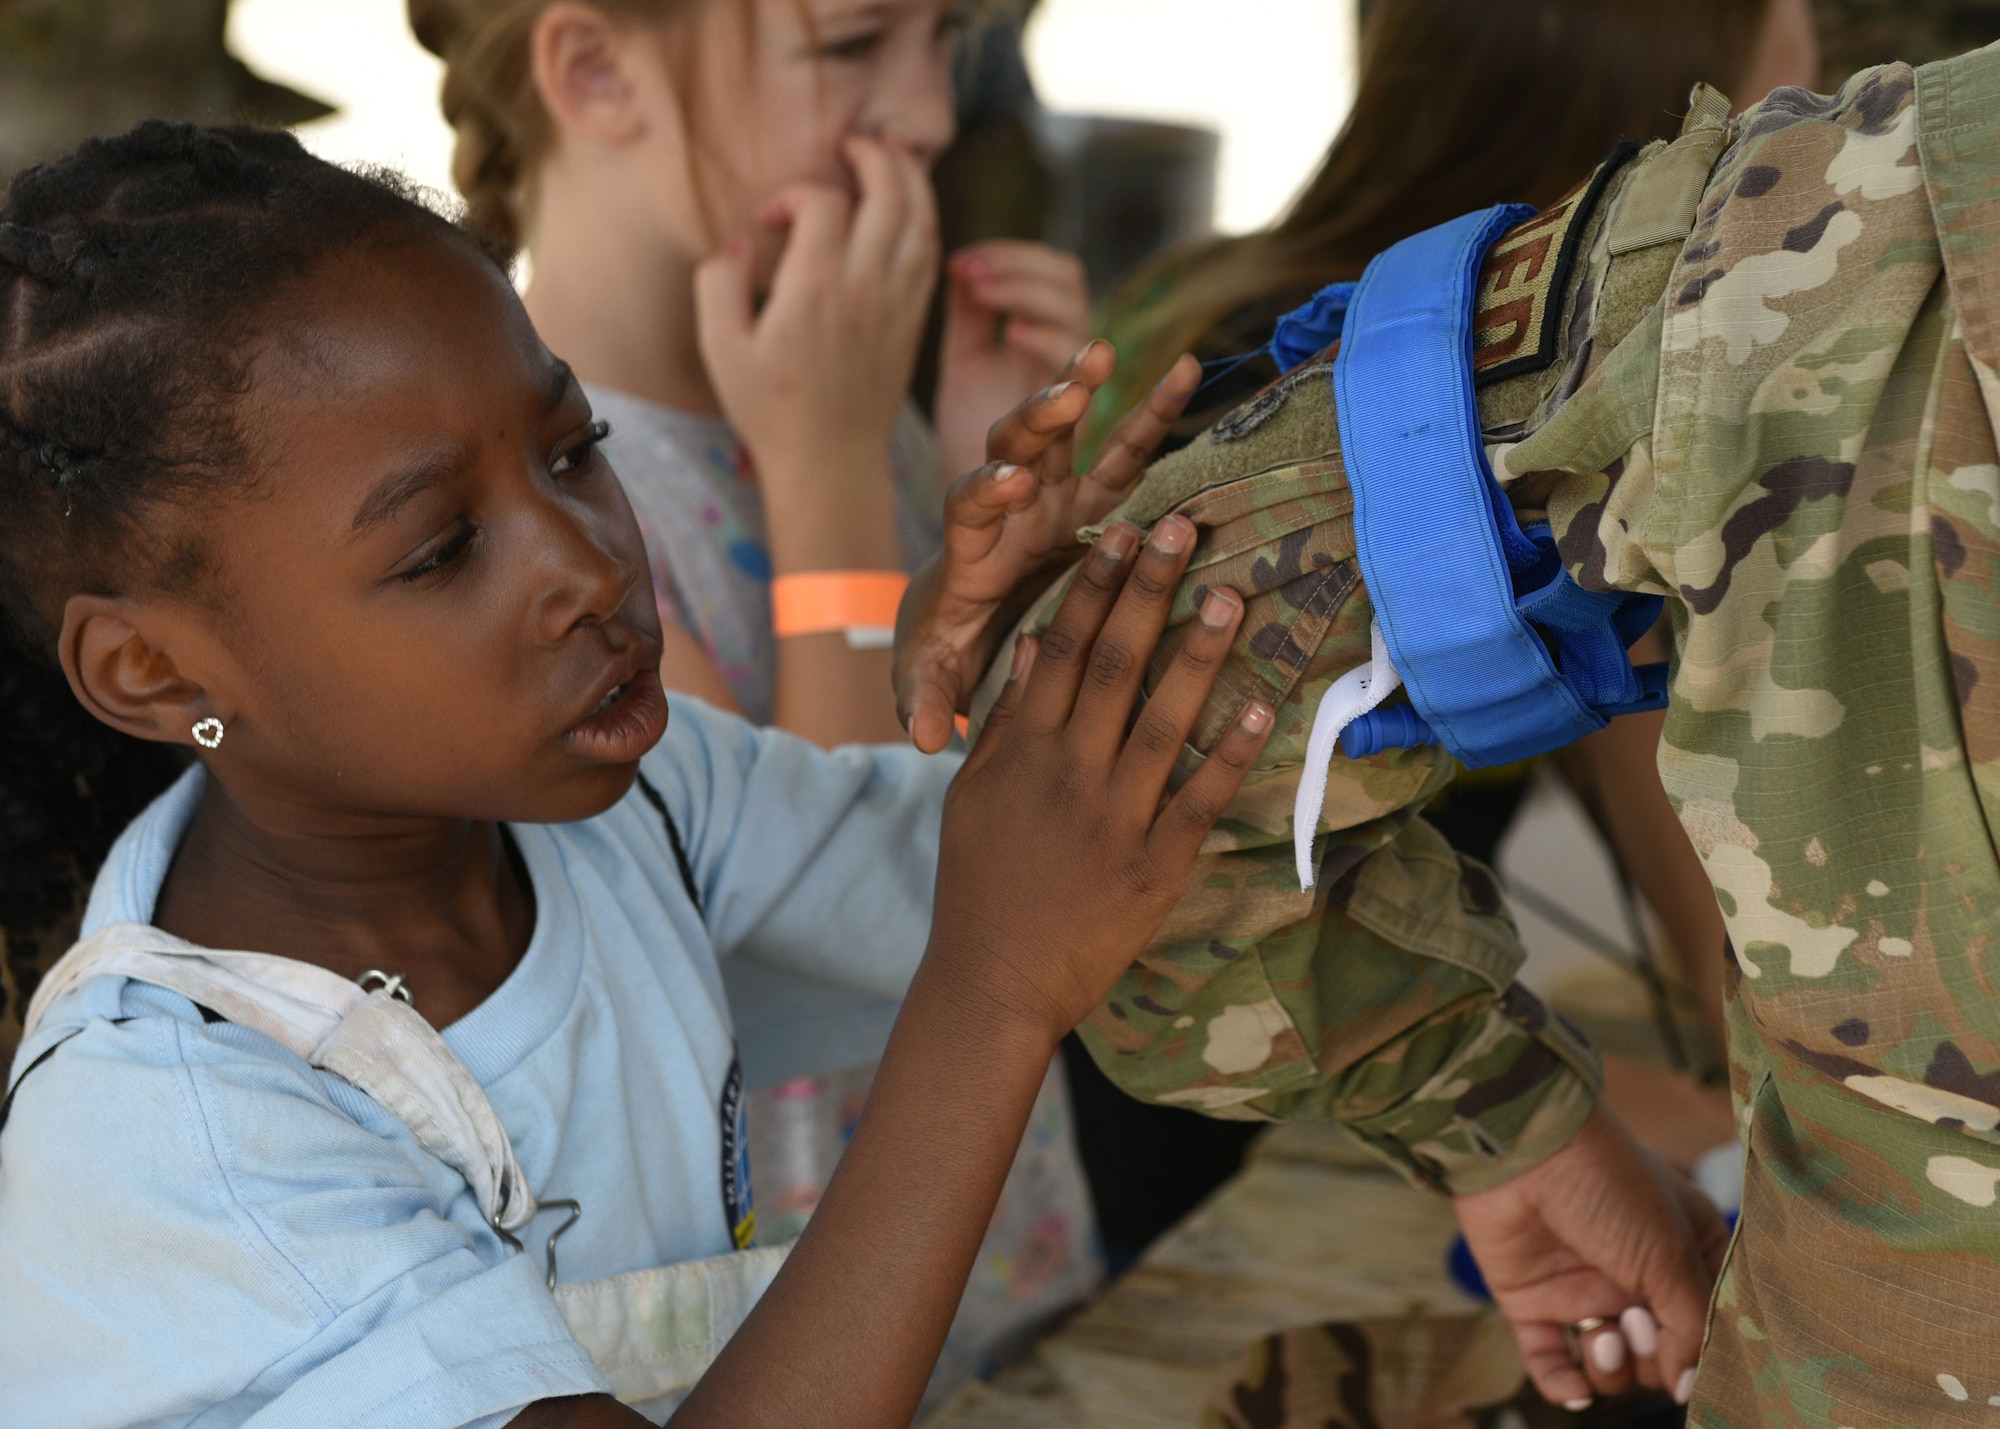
{"left": 966, "top": 267, "right": 1619, "bottom": 1197}
{"left": 958, "top": 82, "right": 1750, "bottom": 1203}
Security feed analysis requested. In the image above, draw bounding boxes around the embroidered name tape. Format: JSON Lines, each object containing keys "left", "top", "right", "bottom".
{"left": 1473, "top": 141, "right": 1640, "bottom": 385}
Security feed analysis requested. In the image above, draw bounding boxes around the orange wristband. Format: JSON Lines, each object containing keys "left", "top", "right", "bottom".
{"left": 771, "top": 571, "right": 909, "bottom": 648}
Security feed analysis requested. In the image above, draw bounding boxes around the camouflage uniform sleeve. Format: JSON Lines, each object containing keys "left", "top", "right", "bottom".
{"left": 969, "top": 346, "right": 1604, "bottom": 1197}
{"left": 967, "top": 71, "right": 1950, "bottom": 1200}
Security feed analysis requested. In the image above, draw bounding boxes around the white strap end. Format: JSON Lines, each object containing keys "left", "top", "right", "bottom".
{"left": 1292, "top": 620, "right": 1402, "bottom": 891}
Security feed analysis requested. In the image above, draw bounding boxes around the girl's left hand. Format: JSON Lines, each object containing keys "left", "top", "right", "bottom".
{"left": 896, "top": 342, "right": 1201, "bottom": 753}
{"left": 933, "top": 240, "right": 1091, "bottom": 479}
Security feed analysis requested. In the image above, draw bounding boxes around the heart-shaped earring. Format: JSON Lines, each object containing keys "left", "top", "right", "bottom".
{"left": 191, "top": 717, "right": 225, "bottom": 749}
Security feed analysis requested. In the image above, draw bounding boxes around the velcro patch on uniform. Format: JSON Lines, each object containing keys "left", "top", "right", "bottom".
{"left": 1473, "top": 140, "right": 1640, "bottom": 386}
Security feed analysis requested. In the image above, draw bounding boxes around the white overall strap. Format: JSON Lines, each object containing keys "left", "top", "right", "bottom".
{"left": 552, "top": 1243, "right": 792, "bottom": 1414}
{"left": 20, "top": 921, "right": 537, "bottom": 1232}
{"left": 26, "top": 922, "right": 792, "bottom": 1405}
{"left": 1293, "top": 618, "right": 1403, "bottom": 889}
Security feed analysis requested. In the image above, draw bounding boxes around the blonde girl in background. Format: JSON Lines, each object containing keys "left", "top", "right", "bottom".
{"left": 411, "top": 0, "right": 1090, "bottom": 747}
{"left": 407, "top": 0, "right": 1102, "bottom": 1396}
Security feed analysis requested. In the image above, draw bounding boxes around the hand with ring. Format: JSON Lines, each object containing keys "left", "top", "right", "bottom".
{"left": 1453, "top": 1106, "right": 1729, "bottom": 1409}
{"left": 1564, "top": 1307, "right": 1667, "bottom": 1405}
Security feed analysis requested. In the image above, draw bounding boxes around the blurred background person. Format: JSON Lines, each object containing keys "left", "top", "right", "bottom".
{"left": 1094, "top": 0, "right": 1820, "bottom": 445}
{"left": 408, "top": 0, "right": 1091, "bottom": 749}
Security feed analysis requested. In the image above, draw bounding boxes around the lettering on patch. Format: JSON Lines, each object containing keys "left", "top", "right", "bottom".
{"left": 1473, "top": 140, "right": 1639, "bottom": 386}
{"left": 720, "top": 1052, "right": 757, "bottom": 1250}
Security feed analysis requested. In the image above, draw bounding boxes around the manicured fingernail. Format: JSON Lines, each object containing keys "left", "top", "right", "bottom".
{"left": 1674, "top": 1368, "right": 1696, "bottom": 1405}
{"left": 1199, "top": 588, "right": 1237, "bottom": 628}
{"left": 1589, "top": 1330, "right": 1626, "bottom": 1374}
{"left": 1240, "top": 702, "right": 1273, "bottom": 734}
{"left": 1619, "top": 1306, "right": 1659, "bottom": 1357}
{"left": 1071, "top": 340, "right": 1096, "bottom": 366}
{"left": 1149, "top": 516, "right": 1193, "bottom": 554}
{"left": 1093, "top": 525, "right": 1138, "bottom": 567}
{"left": 1563, "top": 1400, "right": 1591, "bottom": 1413}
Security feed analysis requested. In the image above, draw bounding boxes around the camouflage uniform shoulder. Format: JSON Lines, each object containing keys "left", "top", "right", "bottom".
{"left": 1096, "top": 352, "right": 1342, "bottom": 533}
{"left": 1915, "top": 40, "right": 2000, "bottom": 372}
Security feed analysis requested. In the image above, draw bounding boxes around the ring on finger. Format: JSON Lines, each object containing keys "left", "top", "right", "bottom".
{"left": 1562, "top": 1316, "right": 1611, "bottom": 1363}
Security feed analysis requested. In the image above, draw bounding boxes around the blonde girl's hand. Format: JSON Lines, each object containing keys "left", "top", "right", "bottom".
{"left": 694, "top": 134, "right": 939, "bottom": 498}
{"left": 926, "top": 515, "right": 1274, "bottom": 1037}
{"left": 933, "top": 239, "right": 1092, "bottom": 478}
{"left": 894, "top": 341, "right": 1202, "bottom": 752}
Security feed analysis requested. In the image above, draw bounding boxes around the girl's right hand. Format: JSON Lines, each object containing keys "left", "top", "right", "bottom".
{"left": 924, "top": 514, "right": 1274, "bottom": 1044}
{"left": 694, "top": 134, "right": 938, "bottom": 495}
{"left": 665, "top": 537, "right": 1269, "bottom": 1429}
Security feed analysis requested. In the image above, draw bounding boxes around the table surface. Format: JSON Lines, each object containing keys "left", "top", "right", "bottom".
{"left": 920, "top": 1122, "right": 1486, "bottom": 1428}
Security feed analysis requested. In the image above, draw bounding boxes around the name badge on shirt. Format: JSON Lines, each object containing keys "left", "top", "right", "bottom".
{"left": 721, "top": 1053, "right": 756, "bottom": 1250}
{"left": 1474, "top": 140, "right": 1640, "bottom": 385}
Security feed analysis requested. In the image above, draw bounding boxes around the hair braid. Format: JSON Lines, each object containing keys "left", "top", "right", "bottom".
{"left": 412, "top": 0, "right": 547, "bottom": 255}
{"left": 0, "top": 223, "right": 93, "bottom": 291}
{"left": 408, "top": 0, "right": 707, "bottom": 257}
{"left": 0, "top": 119, "right": 479, "bottom": 1052}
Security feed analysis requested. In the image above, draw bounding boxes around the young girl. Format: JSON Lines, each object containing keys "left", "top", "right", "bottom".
{"left": 406, "top": 1, "right": 1103, "bottom": 1375}
{"left": 0, "top": 122, "right": 1272, "bottom": 1427}
{"left": 411, "top": 0, "right": 1091, "bottom": 746}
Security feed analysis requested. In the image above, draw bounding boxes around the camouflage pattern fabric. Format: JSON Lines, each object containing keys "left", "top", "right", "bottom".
{"left": 1202, "top": 1311, "right": 1676, "bottom": 1429}
{"left": 1506, "top": 47, "right": 2000, "bottom": 1426}
{"left": 1203, "top": 1313, "right": 1526, "bottom": 1429}
{"left": 974, "top": 40, "right": 2000, "bottom": 1426}
{"left": 969, "top": 253, "right": 1610, "bottom": 1199}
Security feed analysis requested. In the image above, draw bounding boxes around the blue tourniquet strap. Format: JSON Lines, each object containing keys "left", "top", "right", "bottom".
{"left": 1270, "top": 282, "right": 1358, "bottom": 372}
{"left": 1327, "top": 204, "right": 1666, "bottom": 769}
{"left": 1190, "top": 281, "right": 1359, "bottom": 401}
{"left": 1340, "top": 703, "right": 1434, "bottom": 760}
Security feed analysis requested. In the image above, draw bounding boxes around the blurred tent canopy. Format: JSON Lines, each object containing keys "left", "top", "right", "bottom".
{"left": 0, "top": 0, "right": 332, "bottom": 183}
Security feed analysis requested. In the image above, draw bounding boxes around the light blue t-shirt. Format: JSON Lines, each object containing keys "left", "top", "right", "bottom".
{"left": 0, "top": 698, "right": 954, "bottom": 1429}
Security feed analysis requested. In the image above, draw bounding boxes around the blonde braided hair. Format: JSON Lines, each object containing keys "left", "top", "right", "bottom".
{"left": 408, "top": 0, "right": 696, "bottom": 256}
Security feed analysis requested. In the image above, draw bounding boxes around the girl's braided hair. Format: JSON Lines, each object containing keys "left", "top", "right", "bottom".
{"left": 0, "top": 121, "right": 476, "bottom": 1042}
{"left": 407, "top": 0, "right": 702, "bottom": 257}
